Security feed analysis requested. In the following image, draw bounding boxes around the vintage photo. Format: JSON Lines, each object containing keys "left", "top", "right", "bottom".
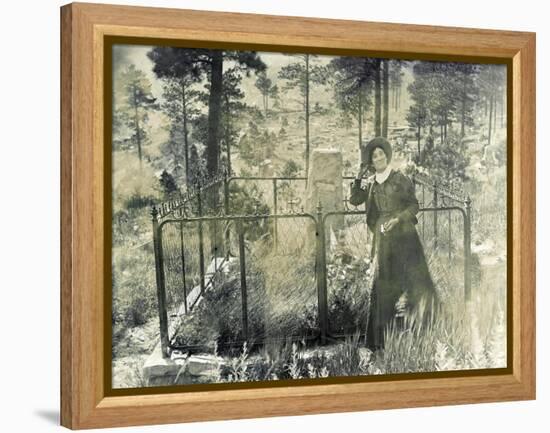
{"left": 110, "top": 43, "right": 508, "bottom": 388}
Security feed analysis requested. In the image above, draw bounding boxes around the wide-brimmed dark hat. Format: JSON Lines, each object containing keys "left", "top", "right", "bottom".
{"left": 361, "top": 136, "right": 393, "bottom": 167}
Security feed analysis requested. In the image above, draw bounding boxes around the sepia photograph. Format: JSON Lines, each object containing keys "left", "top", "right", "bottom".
{"left": 109, "top": 42, "right": 508, "bottom": 389}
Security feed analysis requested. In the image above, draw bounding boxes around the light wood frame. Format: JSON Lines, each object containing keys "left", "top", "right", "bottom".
{"left": 60, "top": 2, "right": 536, "bottom": 429}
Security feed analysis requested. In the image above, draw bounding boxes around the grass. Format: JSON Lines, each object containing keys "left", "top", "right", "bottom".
{"left": 110, "top": 168, "right": 507, "bottom": 387}
{"left": 112, "top": 219, "right": 157, "bottom": 329}
{"left": 169, "top": 194, "right": 506, "bottom": 374}
{"left": 171, "top": 216, "right": 374, "bottom": 351}
{"left": 211, "top": 332, "right": 372, "bottom": 384}
{"left": 110, "top": 106, "right": 508, "bottom": 386}
{"left": 207, "top": 274, "right": 506, "bottom": 385}
{"left": 169, "top": 205, "right": 507, "bottom": 382}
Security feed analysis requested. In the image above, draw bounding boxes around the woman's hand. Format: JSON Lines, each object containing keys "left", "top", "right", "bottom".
{"left": 356, "top": 163, "right": 367, "bottom": 180}
{"left": 383, "top": 217, "right": 400, "bottom": 233}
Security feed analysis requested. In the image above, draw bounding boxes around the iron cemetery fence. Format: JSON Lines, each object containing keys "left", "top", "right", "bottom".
{"left": 151, "top": 172, "right": 472, "bottom": 358}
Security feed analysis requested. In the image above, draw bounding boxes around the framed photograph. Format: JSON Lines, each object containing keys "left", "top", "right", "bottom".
{"left": 60, "top": 2, "right": 535, "bottom": 429}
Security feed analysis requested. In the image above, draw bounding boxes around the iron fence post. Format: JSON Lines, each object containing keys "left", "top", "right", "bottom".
{"left": 237, "top": 220, "right": 249, "bottom": 342}
{"left": 464, "top": 196, "right": 472, "bottom": 301}
{"left": 151, "top": 206, "right": 170, "bottom": 358}
{"left": 316, "top": 202, "right": 328, "bottom": 345}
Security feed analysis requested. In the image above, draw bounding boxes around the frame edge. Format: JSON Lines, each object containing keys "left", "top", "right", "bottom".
{"left": 517, "top": 31, "right": 536, "bottom": 400}
{"left": 60, "top": 2, "right": 74, "bottom": 429}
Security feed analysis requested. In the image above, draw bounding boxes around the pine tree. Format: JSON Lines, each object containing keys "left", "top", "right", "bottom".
{"left": 159, "top": 170, "right": 179, "bottom": 197}
{"left": 330, "top": 56, "right": 376, "bottom": 150}
{"left": 455, "top": 63, "right": 479, "bottom": 138}
{"left": 476, "top": 64, "right": 506, "bottom": 148}
{"left": 382, "top": 59, "right": 389, "bottom": 138}
{"left": 330, "top": 57, "right": 374, "bottom": 147}
{"left": 148, "top": 47, "right": 266, "bottom": 181}
{"left": 159, "top": 75, "right": 201, "bottom": 184}
{"left": 374, "top": 59, "right": 382, "bottom": 137}
{"left": 278, "top": 54, "right": 329, "bottom": 179}
{"left": 220, "top": 68, "right": 248, "bottom": 175}
{"left": 407, "top": 61, "right": 466, "bottom": 147}
{"left": 255, "top": 71, "right": 278, "bottom": 116}
{"left": 406, "top": 78, "right": 429, "bottom": 159}
{"left": 389, "top": 60, "right": 405, "bottom": 111}
{"left": 116, "top": 64, "right": 157, "bottom": 165}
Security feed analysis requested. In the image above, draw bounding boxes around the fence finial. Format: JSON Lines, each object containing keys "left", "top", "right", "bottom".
{"left": 150, "top": 205, "right": 159, "bottom": 220}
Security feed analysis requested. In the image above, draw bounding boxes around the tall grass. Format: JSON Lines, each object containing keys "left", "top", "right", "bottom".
{"left": 111, "top": 155, "right": 507, "bottom": 385}
{"left": 210, "top": 280, "right": 506, "bottom": 385}
{"left": 373, "top": 272, "right": 506, "bottom": 374}
{"left": 171, "top": 216, "right": 375, "bottom": 349}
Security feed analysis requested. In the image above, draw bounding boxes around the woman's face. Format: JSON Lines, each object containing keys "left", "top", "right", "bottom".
{"left": 371, "top": 147, "right": 388, "bottom": 173}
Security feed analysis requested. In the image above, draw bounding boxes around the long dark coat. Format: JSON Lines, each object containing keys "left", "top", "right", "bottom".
{"left": 349, "top": 169, "right": 438, "bottom": 350}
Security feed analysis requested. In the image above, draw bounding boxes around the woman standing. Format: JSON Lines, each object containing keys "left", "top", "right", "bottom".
{"left": 350, "top": 137, "right": 438, "bottom": 351}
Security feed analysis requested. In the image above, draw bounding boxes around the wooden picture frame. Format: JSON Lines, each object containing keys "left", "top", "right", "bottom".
{"left": 60, "top": 2, "right": 535, "bottom": 429}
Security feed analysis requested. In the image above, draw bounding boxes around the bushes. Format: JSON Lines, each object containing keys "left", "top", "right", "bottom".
{"left": 214, "top": 335, "right": 369, "bottom": 383}
{"left": 327, "top": 256, "right": 371, "bottom": 335}
{"left": 414, "top": 132, "right": 470, "bottom": 184}
{"left": 112, "top": 242, "right": 158, "bottom": 328}
{"left": 111, "top": 151, "right": 164, "bottom": 331}
{"left": 173, "top": 269, "right": 266, "bottom": 351}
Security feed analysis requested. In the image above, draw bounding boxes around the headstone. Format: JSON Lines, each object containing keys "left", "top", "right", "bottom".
{"left": 306, "top": 149, "right": 344, "bottom": 232}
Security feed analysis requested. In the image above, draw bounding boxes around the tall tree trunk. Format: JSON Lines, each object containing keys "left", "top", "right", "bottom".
{"left": 226, "top": 120, "right": 232, "bottom": 176}
{"left": 206, "top": 52, "right": 224, "bottom": 254}
{"left": 396, "top": 85, "right": 400, "bottom": 110}
{"left": 398, "top": 85, "right": 401, "bottom": 110}
{"left": 382, "top": 60, "right": 389, "bottom": 138}
{"left": 133, "top": 85, "right": 142, "bottom": 166}
{"left": 206, "top": 51, "right": 223, "bottom": 179}
{"left": 305, "top": 54, "right": 310, "bottom": 180}
{"left": 396, "top": 85, "right": 400, "bottom": 111}
{"left": 181, "top": 78, "right": 190, "bottom": 185}
{"left": 374, "top": 59, "right": 381, "bottom": 137}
